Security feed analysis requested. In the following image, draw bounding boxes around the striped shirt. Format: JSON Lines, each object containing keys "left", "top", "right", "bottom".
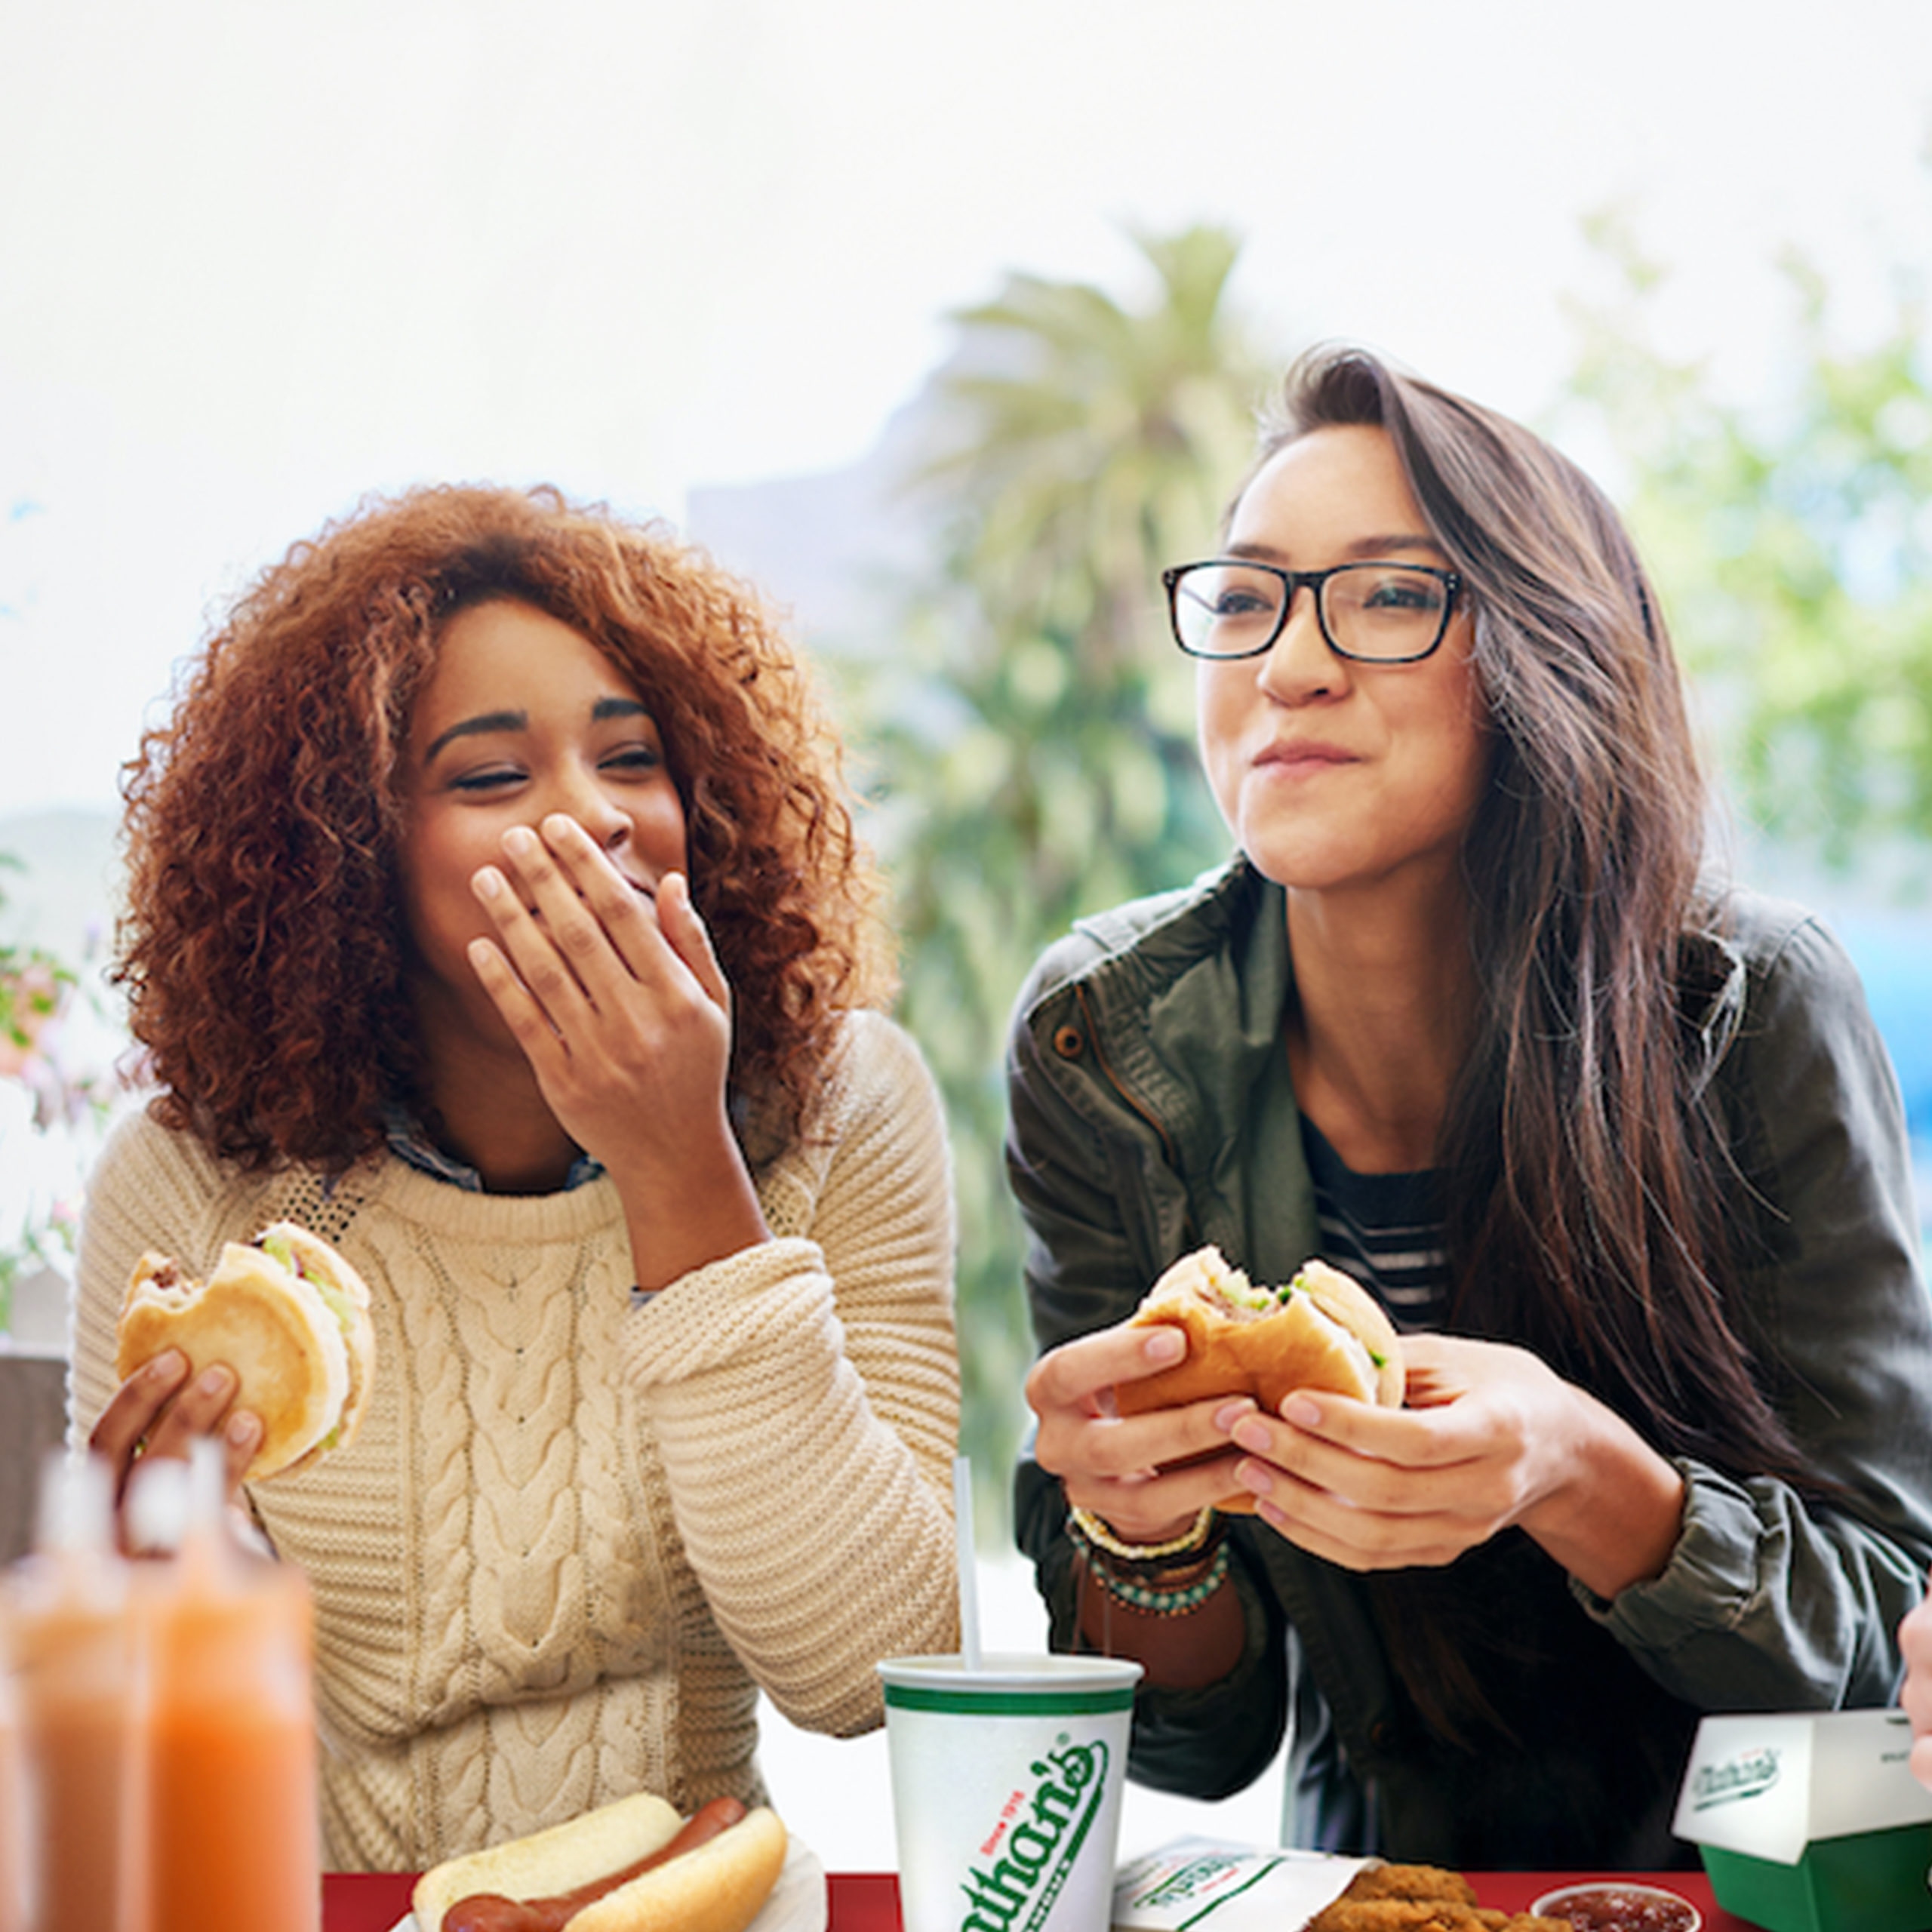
{"left": 1300, "top": 1114, "right": 1449, "bottom": 1331}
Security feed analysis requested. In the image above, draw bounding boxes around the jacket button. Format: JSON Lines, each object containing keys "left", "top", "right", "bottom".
{"left": 1053, "top": 1025, "right": 1084, "bottom": 1060}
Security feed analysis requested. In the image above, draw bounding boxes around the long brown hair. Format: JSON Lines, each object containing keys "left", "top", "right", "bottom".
{"left": 1254, "top": 346, "right": 1817, "bottom": 1752}
{"left": 117, "top": 483, "right": 893, "bottom": 1176}
{"left": 1256, "top": 345, "right": 1806, "bottom": 1480}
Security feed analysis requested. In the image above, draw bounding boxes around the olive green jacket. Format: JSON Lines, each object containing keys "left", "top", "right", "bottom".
{"left": 1008, "top": 857, "right": 1932, "bottom": 1867}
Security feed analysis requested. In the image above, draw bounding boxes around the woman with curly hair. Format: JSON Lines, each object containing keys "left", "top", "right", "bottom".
{"left": 1011, "top": 346, "right": 1932, "bottom": 1866}
{"left": 70, "top": 484, "right": 960, "bottom": 1870}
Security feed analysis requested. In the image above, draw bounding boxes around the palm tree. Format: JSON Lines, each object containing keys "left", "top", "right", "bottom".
{"left": 852, "top": 226, "right": 1271, "bottom": 1526}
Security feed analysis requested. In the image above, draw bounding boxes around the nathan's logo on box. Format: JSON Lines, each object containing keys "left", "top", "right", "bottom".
{"left": 1688, "top": 1746, "right": 1781, "bottom": 1810}
{"left": 1675, "top": 1711, "right": 1932, "bottom": 1932}
{"left": 959, "top": 1736, "right": 1111, "bottom": 1932}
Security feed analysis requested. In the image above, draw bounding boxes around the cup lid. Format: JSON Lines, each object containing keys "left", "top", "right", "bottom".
{"left": 878, "top": 1651, "right": 1143, "bottom": 1706}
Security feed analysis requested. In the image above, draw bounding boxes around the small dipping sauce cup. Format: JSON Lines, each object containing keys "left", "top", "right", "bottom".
{"left": 1529, "top": 1881, "right": 1703, "bottom": 1932}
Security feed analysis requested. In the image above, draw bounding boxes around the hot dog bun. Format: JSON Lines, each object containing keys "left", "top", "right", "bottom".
{"left": 1117, "top": 1247, "right": 1404, "bottom": 1513}
{"left": 412, "top": 1794, "right": 788, "bottom": 1932}
{"left": 114, "top": 1220, "right": 376, "bottom": 1483}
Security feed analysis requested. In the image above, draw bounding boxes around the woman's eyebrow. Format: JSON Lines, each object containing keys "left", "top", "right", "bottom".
{"left": 424, "top": 710, "right": 526, "bottom": 764}
{"left": 423, "top": 696, "right": 651, "bottom": 765}
{"left": 1226, "top": 533, "right": 1442, "bottom": 564}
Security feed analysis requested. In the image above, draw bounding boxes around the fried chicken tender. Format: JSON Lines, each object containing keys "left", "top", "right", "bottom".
{"left": 1339, "top": 1865, "right": 1480, "bottom": 1905}
{"left": 1305, "top": 1905, "right": 1570, "bottom": 1931}
{"left": 1305, "top": 1862, "right": 1573, "bottom": 1932}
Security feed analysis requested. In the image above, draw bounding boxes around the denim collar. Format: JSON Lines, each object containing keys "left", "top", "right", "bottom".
{"left": 381, "top": 1103, "right": 605, "bottom": 1194}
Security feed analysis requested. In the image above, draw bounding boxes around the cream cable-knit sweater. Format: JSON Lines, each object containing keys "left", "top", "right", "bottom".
{"left": 71, "top": 1011, "right": 960, "bottom": 1872}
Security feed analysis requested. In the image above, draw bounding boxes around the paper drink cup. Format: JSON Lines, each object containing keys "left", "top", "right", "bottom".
{"left": 878, "top": 1653, "right": 1143, "bottom": 1932}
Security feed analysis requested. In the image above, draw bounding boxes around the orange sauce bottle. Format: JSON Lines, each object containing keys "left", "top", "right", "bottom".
{"left": 3, "top": 1452, "right": 149, "bottom": 1932}
{"left": 143, "top": 1444, "right": 319, "bottom": 1932}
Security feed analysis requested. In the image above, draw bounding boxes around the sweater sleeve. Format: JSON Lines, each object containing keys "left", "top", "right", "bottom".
{"left": 616, "top": 1013, "right": 961, "bottom": 1734}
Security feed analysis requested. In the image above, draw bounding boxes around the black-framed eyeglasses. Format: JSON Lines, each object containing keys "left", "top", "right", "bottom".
{"left": 1163, "top": 558, "right": 1463, "bottom": 664}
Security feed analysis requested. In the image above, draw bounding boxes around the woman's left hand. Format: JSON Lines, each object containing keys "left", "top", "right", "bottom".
{"left": 466, "top": 813, "right": 771, "bottom": 1282}
{"left": 1223, "top": 1333, "right": 1686, "bottom": 1598}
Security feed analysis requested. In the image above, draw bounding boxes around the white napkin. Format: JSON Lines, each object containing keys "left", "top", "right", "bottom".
{"left": 1112, "top": 1837, "right": 1368, "bottom": 1932}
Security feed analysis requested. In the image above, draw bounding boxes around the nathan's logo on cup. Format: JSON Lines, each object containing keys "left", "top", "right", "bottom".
{"left": 960, "top": 1736, "right": 1110, "bottom": 1932}
{"left": 1690, "top": 1745, "right": 1781, "bottom": 1810}
{"left": 879, "top": 1651, "right": 1142, "bottom": 1932}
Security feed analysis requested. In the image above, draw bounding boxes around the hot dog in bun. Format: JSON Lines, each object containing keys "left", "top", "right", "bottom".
{"left": 114, "top": 1221, "right": 376, "bottom": 1483}
{"left": 1117, "top": 1246, "right": 1403, "bottom": 1509}
{"left": 413, "top": 1794, "right": 788, "bottom": 1932}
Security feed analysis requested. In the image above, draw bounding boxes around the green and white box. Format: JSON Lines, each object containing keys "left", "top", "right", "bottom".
{"left": 1673, "top": 1710, "right": 1932, "bottom": 1932}
{"left": 878, "top": 1654, "right": 1142, "bottom": 1932}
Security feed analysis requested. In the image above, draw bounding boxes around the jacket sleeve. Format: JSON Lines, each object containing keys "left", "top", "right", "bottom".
{"left": 1007, "top": 961, "right": 1290, "bottom": 1799}
{"left": 1581, "top": 913, "right": 1932, "bottom": 1708}
{"left": 618, "top": 1013, "right": 961, "bottom": 1736}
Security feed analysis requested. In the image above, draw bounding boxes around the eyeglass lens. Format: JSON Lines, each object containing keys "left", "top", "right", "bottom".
{"left": 1172, "top": 561, "right": 1451, "bottom": 661}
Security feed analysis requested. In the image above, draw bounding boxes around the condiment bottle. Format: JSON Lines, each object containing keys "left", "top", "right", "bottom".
{"left": 143, "top": 1441, "right": 320, "bottom": 1932}
{"left": 3, "top": 1451, "right": 149, "bottom": 1932}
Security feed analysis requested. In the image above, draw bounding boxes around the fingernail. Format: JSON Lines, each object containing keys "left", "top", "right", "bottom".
{"left": 1238, "top": 1461, "right": 1275, "bottom": 1497}
{"left": 1145, "top": 1328, "right": 1184, "bottom": 1364}
{"left": 226, "top": 1411, "right": 260, "bottom": 1449}
{"left": 473, "top": 866, "right": 503, "bottom": 900}
{"left": 504, "top": 826, "right": 538, "bottom": 857}
{"left": 147, "top": 1349, "right": 187, "bottom": 1382}
{"left": 1214, "top": 1400, "right": 1253, "bottom": 1432}
{"left": 543, "top": 813, "right": 580, "bottom": 841}
{"left": 1282, "top": 1395, "right": 1321, "bottom": 1428}
{"left": 198, "top": 1364, "right": 235, "bottom": 1398}
{"left": 1232, "top": 1417, "right": 1271, "bottom": 1454}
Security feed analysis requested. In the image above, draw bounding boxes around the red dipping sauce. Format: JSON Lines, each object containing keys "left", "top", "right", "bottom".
{"left": 1531, "top": 1882, "right": 1700, "bottom": 1932}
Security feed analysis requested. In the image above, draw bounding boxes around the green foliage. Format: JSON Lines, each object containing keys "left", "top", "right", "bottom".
{"left": 0, "top": 854, "right": 84, "bottom": 1329}
{"left": 1557, "top": 210, "right": 1932, "bottom": 878}
{"left": 848, "top": 226, "right": 1268, "bottom": 1534}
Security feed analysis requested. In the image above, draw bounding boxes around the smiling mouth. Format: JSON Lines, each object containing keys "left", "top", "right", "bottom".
{"left": 1258, "top": 746, "right": 1355, "bottom": 771}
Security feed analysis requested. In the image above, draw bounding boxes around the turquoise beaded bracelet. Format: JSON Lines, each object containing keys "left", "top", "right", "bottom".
{"left": 1087, "top": 1541, "right": 1232, "bottom": 1619}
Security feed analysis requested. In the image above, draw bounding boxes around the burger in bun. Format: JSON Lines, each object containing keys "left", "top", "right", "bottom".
{"left": 1117, "top": 1246, "right": 1403, "bottom": 1511}
{"left": 114, "top": 1220, "right": 376, "bottom": 1483}
{"left": 413, "top": 1792, "right": 789, "bottom": 1932}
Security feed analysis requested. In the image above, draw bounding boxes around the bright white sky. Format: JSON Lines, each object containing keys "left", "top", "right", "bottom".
{"left": 2, "top": 0, "right": 1929, "bottom": 816}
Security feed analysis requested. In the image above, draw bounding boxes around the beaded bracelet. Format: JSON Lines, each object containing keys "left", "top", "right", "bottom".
{"left": 1067, "top": 1503, "right": 1218, "bottom": 1567}
{"left": 1085, "top": 1541, "right": 1232, "bottom": 1619}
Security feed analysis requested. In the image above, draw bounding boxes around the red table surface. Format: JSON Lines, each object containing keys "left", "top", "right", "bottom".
{"left": 323, "top": 1866, "right": 1750, "bottom": 1930}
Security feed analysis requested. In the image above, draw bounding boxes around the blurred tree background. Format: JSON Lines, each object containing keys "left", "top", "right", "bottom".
{"left": 843, "top": 213, "right": 1932, "bottom": 1537}
{"left": 842, "top": 227, "right": 1266, "bottom": 1524}
{"left": 1555, "top": 211, "right": 1932, "bottom": 878}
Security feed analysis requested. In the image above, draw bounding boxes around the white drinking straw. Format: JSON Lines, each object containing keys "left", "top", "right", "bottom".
{"left": 952, "top": 1453, "right": 983, "bottom": 1670}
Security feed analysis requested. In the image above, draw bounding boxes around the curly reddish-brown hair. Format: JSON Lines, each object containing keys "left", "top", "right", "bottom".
{"left": 116, "top": 482, "right": 894, "bottom": 1175}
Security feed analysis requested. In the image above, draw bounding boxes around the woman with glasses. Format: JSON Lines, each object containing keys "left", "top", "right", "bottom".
{"left": 1011, "top": 345, "right": 1932, "bottom": 1867}
{"left": 69, "top": 484, "right": 961, "bottom": 1869}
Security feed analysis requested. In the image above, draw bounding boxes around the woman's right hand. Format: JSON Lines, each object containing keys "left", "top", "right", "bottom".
{"left": 86, "top": 1350, "right": 261, "bottom": 1536}
{"left": 1025, "top": 1320, "right": 1254, "bottom": 1546}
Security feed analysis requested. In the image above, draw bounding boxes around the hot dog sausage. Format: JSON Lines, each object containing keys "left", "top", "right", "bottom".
{"left": 441, "top": 1798, "right": 749, "bottom": 1932}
